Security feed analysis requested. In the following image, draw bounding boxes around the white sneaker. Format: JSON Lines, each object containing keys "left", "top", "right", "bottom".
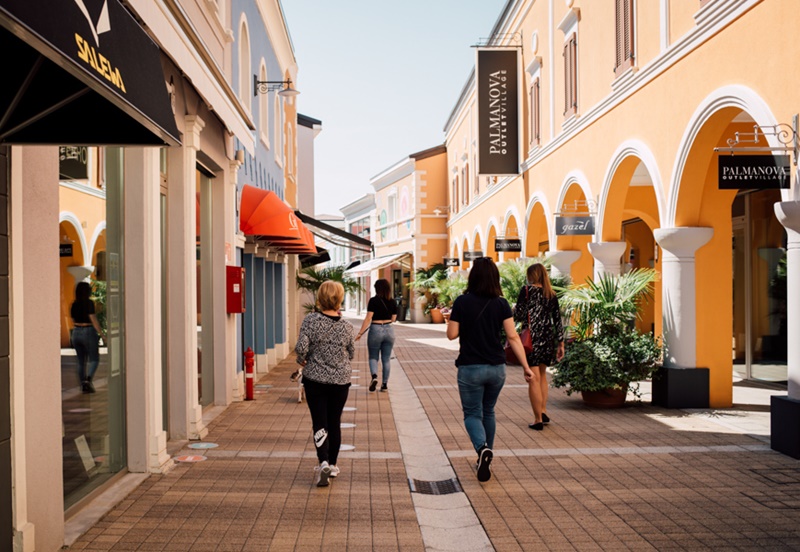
{"left": 329, "top": 465, "right": 340, "bottom": 478}
{"left": 315, "top": 461, "right": 331, "bottom": 487}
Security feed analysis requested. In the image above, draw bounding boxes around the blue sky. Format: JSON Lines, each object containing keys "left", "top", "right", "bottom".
{"left": 281, "top": 0, "right": 508, "bottom": 215}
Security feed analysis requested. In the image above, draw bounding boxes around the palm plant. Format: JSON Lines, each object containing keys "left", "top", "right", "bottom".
{"left": 295, "top": 265, "right": 363, "bottom": 313}
{"left": 432, "top": 275, "right": 467, "bottom": 311}
{"left": 498, "top": 257, "right": 542, "bottom": 304}
{"left": 409, "top": 263, "right": 447, "bottom": 316}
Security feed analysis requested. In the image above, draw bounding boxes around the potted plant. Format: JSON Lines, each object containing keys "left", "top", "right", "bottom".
{"left": 551, "top": 268, "right": 662, "bottom": 408}
{"left": 409, "top": 264, "right": 447, "bottom": 323}
{"left": 432, "top": 274, "right": 467, "bottom": 322}
{"left": 295, "top": 265, "right": 363, "bottom": 314}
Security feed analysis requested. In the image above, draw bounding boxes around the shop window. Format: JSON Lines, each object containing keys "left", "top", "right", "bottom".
{"left": 530, "top": 77, "right": 541, "bottom": 145}
{"left": 238, "top": 19, "right": 251, "bottom": 113}
{"left": 614, "top": 0, "right": 635, "bottom": 77}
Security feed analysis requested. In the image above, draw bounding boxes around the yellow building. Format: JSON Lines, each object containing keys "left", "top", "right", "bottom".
{"left": 348, "top": 145, "right": 448, "bottom": 322}
{"left": 443, "top": 0, "right": 797, "bottom": 441}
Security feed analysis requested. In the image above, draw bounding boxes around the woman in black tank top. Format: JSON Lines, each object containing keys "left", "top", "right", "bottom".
{"left": 355, "top": 279, "right": 397, "bottom": 392}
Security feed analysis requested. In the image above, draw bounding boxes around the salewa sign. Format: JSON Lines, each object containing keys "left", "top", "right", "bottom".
{"left": 718, "top": 155, "right": 790, "bottom": 189}
{"left": 477, "top": 49, "right": 520, "bottom": 176}
{"left": 555, "top": 216, "right": 595, "bottom": 236}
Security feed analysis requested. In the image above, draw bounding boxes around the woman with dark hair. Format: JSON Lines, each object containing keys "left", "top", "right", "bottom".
{"left": 70, "top": 281, "right": 106, "bottom": 394}
{"left": 356, "top": 278, "right": 397, "bottom": 392}
{"left": 447, "top": 257, "right": 538, "bottom": 482}
{"left": 514, "top": 263, "right": 564, "bottom": 430}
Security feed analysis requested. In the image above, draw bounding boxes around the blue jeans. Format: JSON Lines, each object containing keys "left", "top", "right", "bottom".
{"left": 367, "top": 324, "right": 395, "bottom": 383}
{"left": 72, "top": 326, "right": 100, "bottom": 382}
{"left": 457, "top": 364, "right": 506, "bottom": 452}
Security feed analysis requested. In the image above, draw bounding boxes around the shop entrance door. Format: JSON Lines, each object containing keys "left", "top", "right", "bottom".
{"left": 0, "top": 146, "right": 11, "bottom": 550}
{"left": 731, "top": 191, "right": 787, "bottom": 382}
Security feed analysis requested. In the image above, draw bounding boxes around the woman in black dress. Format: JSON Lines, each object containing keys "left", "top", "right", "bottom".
{"left": 514, "top": 263, "right": 564, "bottom": 430}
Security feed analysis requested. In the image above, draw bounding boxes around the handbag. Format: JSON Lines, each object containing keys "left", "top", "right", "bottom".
{"left": 505, "top": 286, "right": 533, "bottom": 365}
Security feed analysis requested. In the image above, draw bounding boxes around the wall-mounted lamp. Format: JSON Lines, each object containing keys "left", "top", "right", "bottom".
{"left": 253, "top": 75, "right": 300, "bottom": 98}
{"left": 432, "top": 205, "right": 451, "bottom": 217}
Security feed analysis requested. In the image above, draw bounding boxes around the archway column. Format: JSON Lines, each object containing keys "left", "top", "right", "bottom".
{"left": 545, "top": 250, "right": 581, "bottom": 279}
{"left": 588, "top": 241, "right": 626, "bottom": 278}
{"left": 772, "top": 200, "right": 800, "bottom": 458}
{"left": 653, "top": 227, "right": 713, "bottom": 368}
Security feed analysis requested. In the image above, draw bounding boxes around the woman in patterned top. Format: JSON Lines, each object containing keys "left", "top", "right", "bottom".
{"left": 295, "top": 280, "right": 355, "bottom": 487}
{"left": 514, "top": 263, "right": 565, "bottom": 430}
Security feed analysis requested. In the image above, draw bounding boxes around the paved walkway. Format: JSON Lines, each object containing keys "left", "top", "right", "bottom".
{"left": 68, "top": 316, "right": 800, "bottom": 551}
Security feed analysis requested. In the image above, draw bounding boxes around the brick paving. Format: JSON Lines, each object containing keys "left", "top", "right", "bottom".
{"left": 69, "top": 316, "right": 800, "bottom": 551}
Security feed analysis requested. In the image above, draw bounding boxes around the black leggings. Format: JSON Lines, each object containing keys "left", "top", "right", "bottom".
{"left": 303, "top": 378, "right": 350, "bottom": 465}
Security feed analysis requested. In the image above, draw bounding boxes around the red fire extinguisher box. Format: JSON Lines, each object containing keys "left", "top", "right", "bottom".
{"left": 226, "top": 266, "right": 246, "bottom": 313}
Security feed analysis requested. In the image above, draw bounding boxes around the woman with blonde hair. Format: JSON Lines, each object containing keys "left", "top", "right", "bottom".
{"left": 295, "top": 280, "right": 355, "bottom": 487}
{"left": 514, "top": 263, "right": 564, "bottom": 430}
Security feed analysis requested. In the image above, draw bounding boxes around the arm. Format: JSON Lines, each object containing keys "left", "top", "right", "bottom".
{"left": 89, "top": 314, "right": 106, "bottom": 342}
{"left": 513, "top": 286, "right": 526, "bottom": 324}
{"left": 391, "top": 314, "right": 397, "bottom": 323}
{"left": 347, "top": 327, "right": 356, "bottom": 359}
{"left": 295, "top": 318, "right": 311, "bottom": 366}
{"left": 446, "top": 319, "right": 459, "bottom": 340}
{"left": 503, "top": 317, "right": 534, "bottom": 381}
{"left": 355, "top": 311, "right": 374, "bottom": 341}
{"left": 552, "top": 297, "right": 565, "bottom": 361}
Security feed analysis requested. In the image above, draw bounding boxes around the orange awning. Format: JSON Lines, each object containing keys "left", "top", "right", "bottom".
{"left": 239, "top": 184, "right": 316, "bottom": 254}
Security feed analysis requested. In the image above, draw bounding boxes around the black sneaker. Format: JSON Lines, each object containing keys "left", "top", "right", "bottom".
{"left": 369, "top": 374, "right": 378, "bottom": 392}
{"left": 477, "top": 447, "right": 493, "bottom": 482}
{"left": 380, "top": 383, "right": 388, "bottom": 392}
{"left": 542, "top": 413, "right": 551, "bottom": 424}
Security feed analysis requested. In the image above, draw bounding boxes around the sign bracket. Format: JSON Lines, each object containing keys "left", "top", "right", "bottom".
{"left": 714, "top": 115, "right": 799, "bottom": 165}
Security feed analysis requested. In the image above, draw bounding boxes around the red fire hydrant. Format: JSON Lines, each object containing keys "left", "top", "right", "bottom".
{"left": 244, "top": 347, "right": 255, "bottom": 400}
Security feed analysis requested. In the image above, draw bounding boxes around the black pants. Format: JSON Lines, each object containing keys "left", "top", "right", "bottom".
{"left": 303, "top": 377, "right": 350, "bottom": 465}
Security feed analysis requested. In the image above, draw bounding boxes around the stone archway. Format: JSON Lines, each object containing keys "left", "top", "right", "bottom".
{"left": 555, "top": 181, "right": 593, "bottom": 285}
{"left": 525, "top": 201, "right": 549, "bottom": 258}
{"left": 59, "top": 218, "right": 87, "bottom": 347}
{"left": 486, "top": 221, "right": 499, "bottom": 262}
{"left": 503, "top": 211, "right": 521, "bottom": 261}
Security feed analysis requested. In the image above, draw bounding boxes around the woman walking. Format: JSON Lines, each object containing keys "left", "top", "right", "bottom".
{"left": 70, "top": 281, "right": 106, "bottom": 394}
{"left": 514, "top": 263, "right": 565, "bottom": 430}
{"left": 295, "top": 281, "right": 355, "bottom": 487}
{"left": 355, "top": 279, "right": 397, "bottom": 393}
{"left": 447, "top": 257, "right": 538, "bottom": 482}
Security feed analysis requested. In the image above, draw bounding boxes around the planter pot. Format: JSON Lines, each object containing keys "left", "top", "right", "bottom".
{"left": 430, "top": 308, "right": 444, "bottom": 324}
{"left": 581, "top": 384, "right": 629, "bottom": 408}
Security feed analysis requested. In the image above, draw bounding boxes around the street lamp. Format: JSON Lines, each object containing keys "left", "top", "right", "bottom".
{"left": 253, "top": 75, "right": 300, "bottom": 98}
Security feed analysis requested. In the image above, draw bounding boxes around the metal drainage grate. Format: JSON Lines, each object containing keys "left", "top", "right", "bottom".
{"left": 408, "top": 478, "right": 462, "bottom": 495}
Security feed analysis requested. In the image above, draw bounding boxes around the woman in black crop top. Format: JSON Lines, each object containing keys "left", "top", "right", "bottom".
{"left": 355, "top": 279, "right": 397, "bottom": 392}
{"left": 70, "top": 281, "right": 106, "bottom": 394}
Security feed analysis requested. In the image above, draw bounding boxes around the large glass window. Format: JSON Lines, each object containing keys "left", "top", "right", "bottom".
{"left": 61, "top": 147, "right": 126, "bottom": 509}
{"left": 732, "top": 189, "right": 787, "bottom": 382}
{"left": 196, "top": 168, "right": 214, "bottom": 405}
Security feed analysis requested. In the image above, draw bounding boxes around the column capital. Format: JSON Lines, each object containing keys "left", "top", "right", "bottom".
{"left": 653, "top": 227, "right": 713, "bottom": 258}
{"left": 184, "top": 115, "right": 206, "bottom": 150}
{"left": 775, "top": 201, "right": 800, "bottom": 236}
{"left": 587, "top": 241, "right": 626, "bottom": 264}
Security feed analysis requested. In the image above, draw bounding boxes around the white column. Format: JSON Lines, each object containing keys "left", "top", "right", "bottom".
{"left": 230, "top": 161, "right": 245, "bottom": 402}
{"left": 545, "top": 249, "right": 581, "bottom": 279}
{"left": 124, "top": 148, "right": 172, "bottom": 473}
{"left": 775, "top": 201, "right": 800, "bottom": 398}
{"left": 167, "top": 115, "right": 207, "bottom": 440}
{"left": 588, "top": 241, "right": 626, "bottom": 278}
{"left": 653, "top": 227, "right": 713, "bottom": 369}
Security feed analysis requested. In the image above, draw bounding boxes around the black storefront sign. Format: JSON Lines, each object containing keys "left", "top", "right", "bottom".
{"left": 59, "top": 146, "right": 89, "bottom": 180}
{"left": 555, "top": 216, "right": 595, "bottom": 236}
{"left": 443, "top": 257, "right": 460, "bottom": 267}
{"left": 0, "top": 0, "right": 180, "bottom": 145}
{"left": 60, "top": 243, "right": 73, "bottom": 257}
{"left": 494, "top": 238, "right": 521, "bottom": 252}
{"left": 476, "top": 48, "right": 520, "bottom": 176}
{"left": 718, "top": 155, "right": 790, "bottom": 189}
{"left": 463, "top": 250, "right": 484, "bottom": 261}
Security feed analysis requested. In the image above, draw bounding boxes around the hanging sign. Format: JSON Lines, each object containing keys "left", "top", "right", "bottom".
{"left": 443, "top": 257, "right": 460, "bottom": 267}
{"left": 463, "top": 251, "right": 484, "bottom": 261}
{"left": 494, "top": 238, "right": 522, "bottom": 252}
{"left": 476, "top": 48, "right": 520, "bottom": 176}
{"left": 59, "top": 146, "right": 89, "bottom": 180}
{"left": 718, "top": 155, "right": 790, "bottom": 189}
{"left": 60, "top": 244, "right": 74, "bottom": 257}
{"left": 555, "top": 216, "right": 595, "bottom": 236}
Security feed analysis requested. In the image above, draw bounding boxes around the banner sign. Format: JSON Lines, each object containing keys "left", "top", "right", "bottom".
{"left": 59, "top": 146, "right": 89, "bottom": 180}
{"left": 718, "top": 155, "right": 790, "bottom": 189}
{"left": 463, "top": 251, "right": 484, "bottom": 261}
{"left": 555, "top": 216, "right": 595, "bottom": 236}
{"left": 443, "top": 257, "right": 460, "bottom": 267}
{"left": 60, "top": 244, "right": 73, "bottom": 257}
{"left": 476, "top": 48, "right": 520, "bottom": 176}
{"left": 494, "top": 238, "right": 521, "bottom": 252}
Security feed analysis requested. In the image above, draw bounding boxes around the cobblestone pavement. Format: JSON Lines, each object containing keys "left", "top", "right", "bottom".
{"left": 68, "top": 316, "right": 800, "bottom": 551}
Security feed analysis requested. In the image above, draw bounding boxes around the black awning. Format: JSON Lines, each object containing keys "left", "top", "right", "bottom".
{"left": 295, "top": 211, "right": 373, "bottom": 253}
{"left": 0, "top": 0, "right": 180, "bottom": 146}
{"left": 299, "top": 247, "right": 331, "bottom": 269}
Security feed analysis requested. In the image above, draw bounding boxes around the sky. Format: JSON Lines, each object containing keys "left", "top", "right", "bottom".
{"left": 280, "top": 0, "right": 508, "bottom": 216}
